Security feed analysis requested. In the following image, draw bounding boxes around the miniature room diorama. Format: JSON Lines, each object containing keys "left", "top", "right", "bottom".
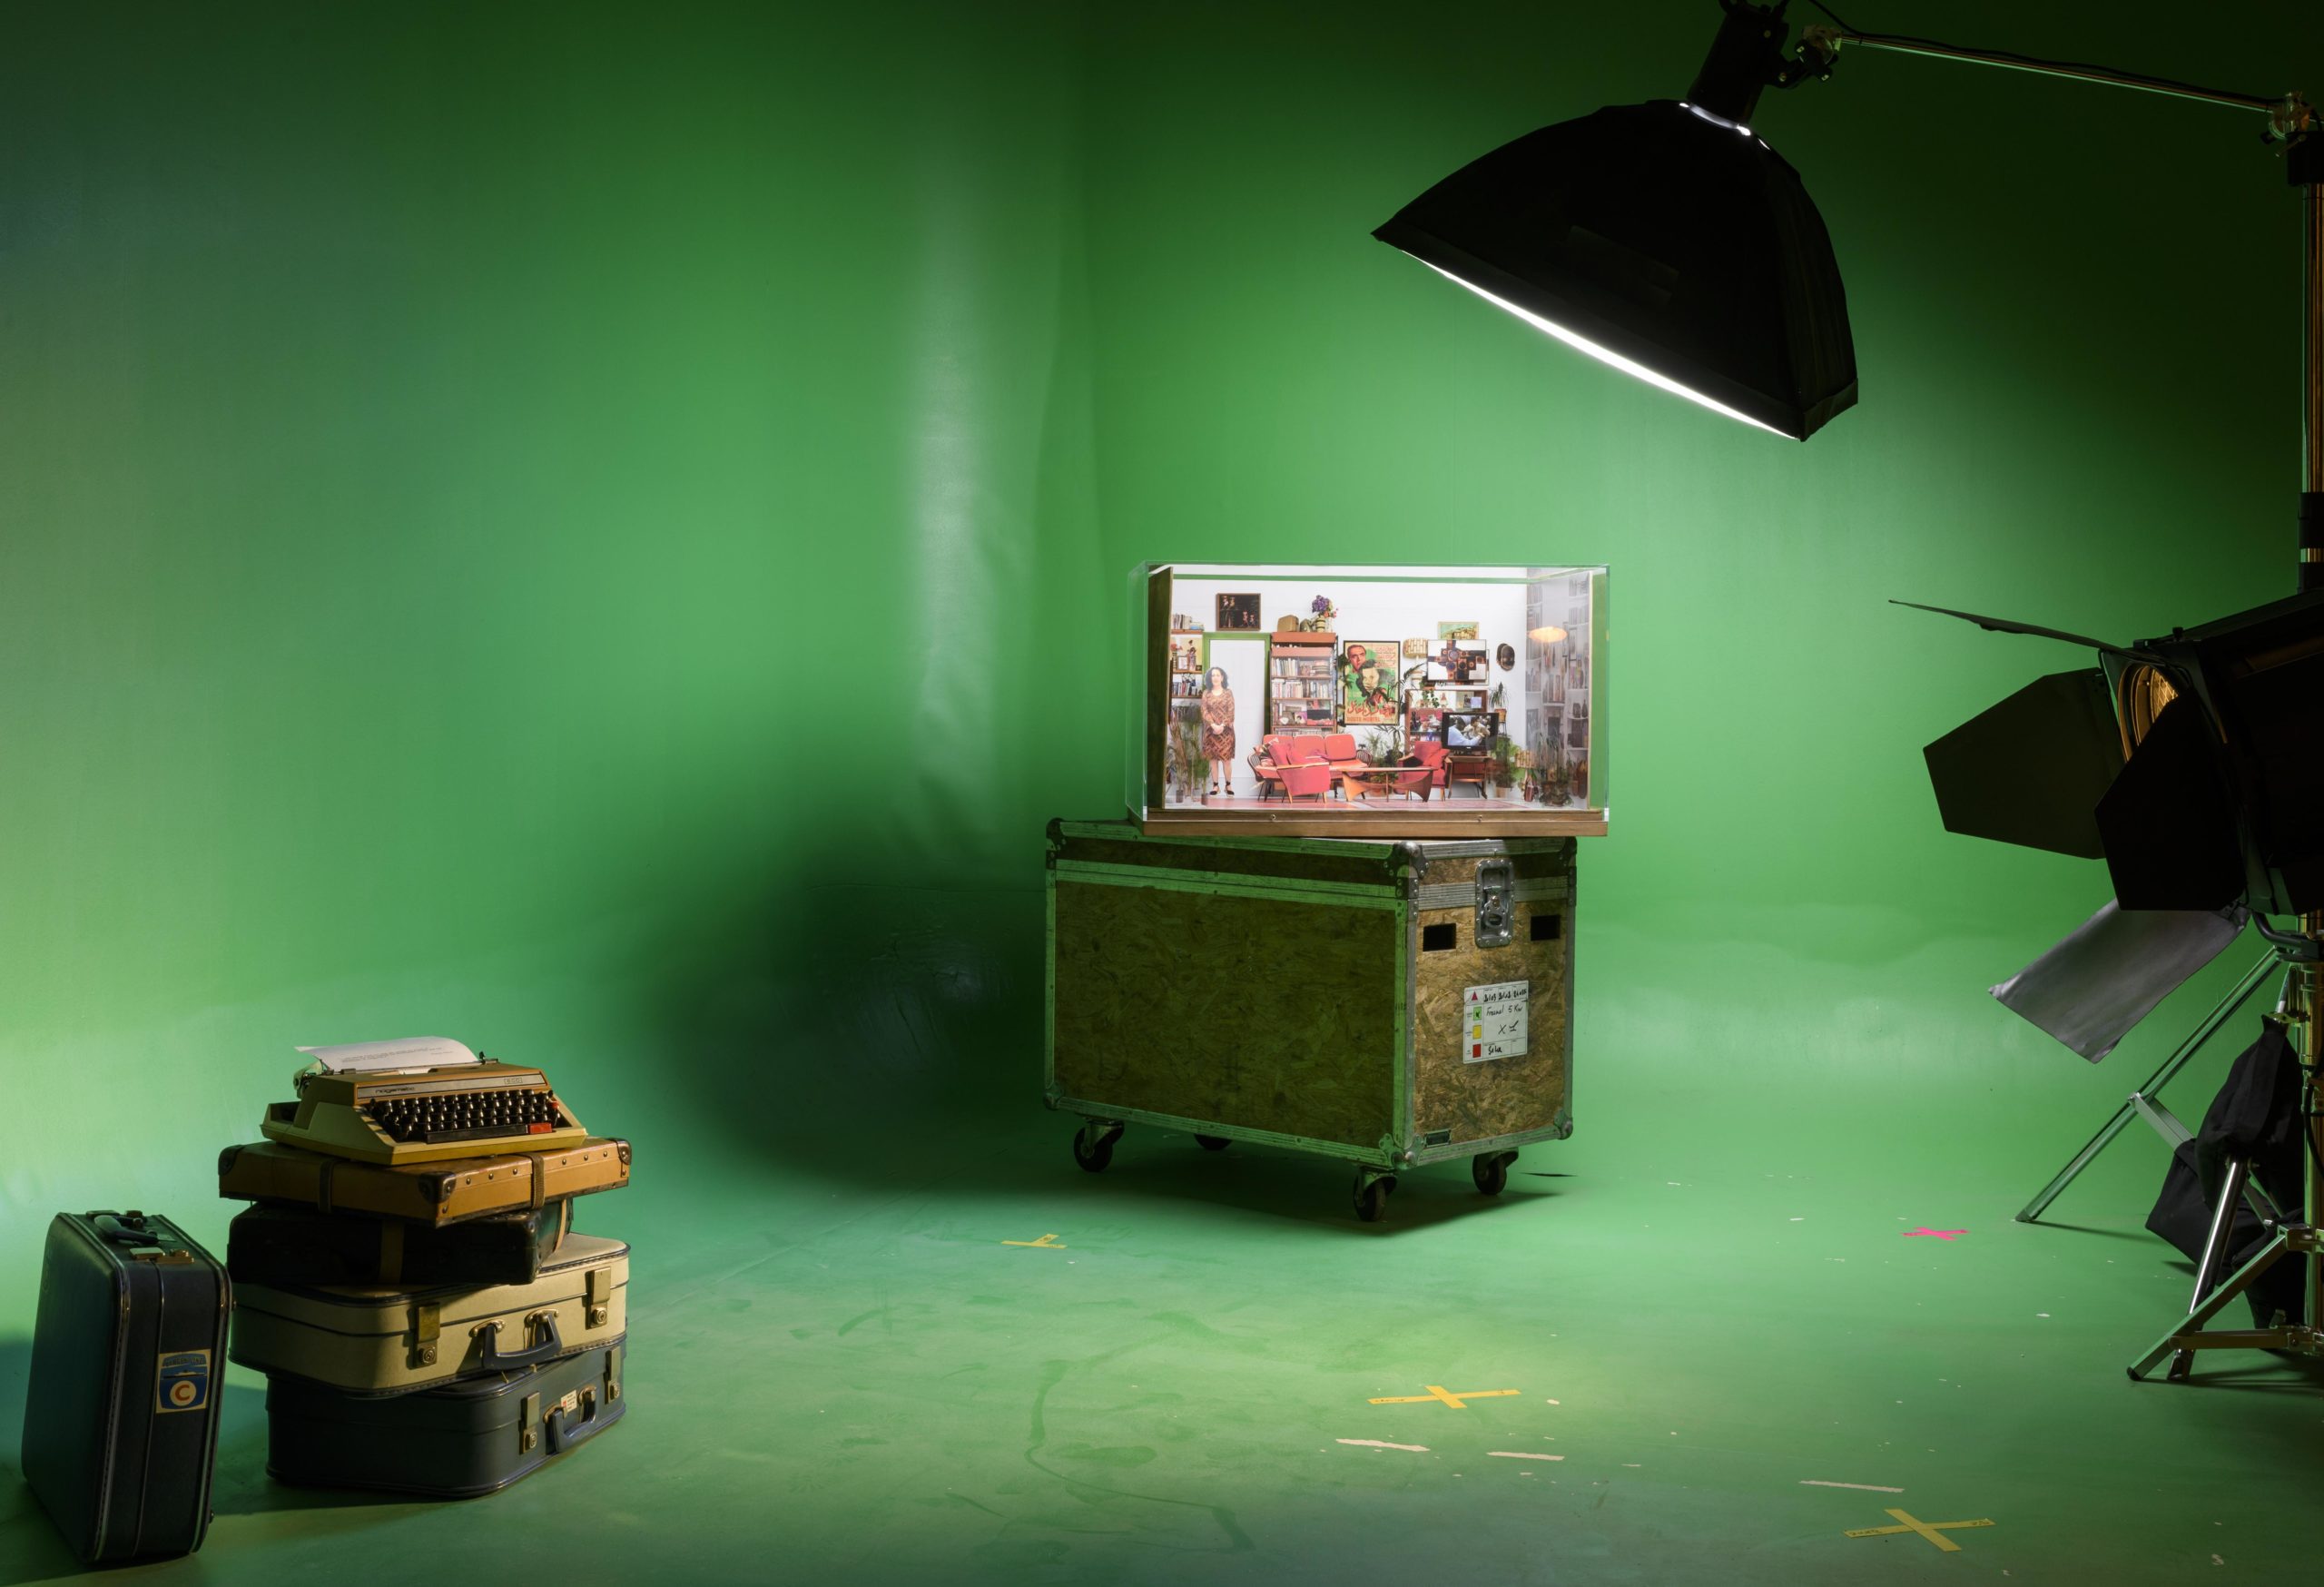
{"left": 1144, "top": 563, "right": 1604, "bottom": 834}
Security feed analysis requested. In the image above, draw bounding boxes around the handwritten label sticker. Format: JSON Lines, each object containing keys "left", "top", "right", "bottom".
{"left": 1464, "top": 981, "right": 1529, "bottom": 1062}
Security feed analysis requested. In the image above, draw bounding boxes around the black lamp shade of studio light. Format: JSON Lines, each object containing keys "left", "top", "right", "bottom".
{"left": 1374, "top": 5, "right": 1857, "bottom": 439}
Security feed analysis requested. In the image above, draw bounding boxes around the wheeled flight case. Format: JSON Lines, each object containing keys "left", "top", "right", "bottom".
{"left": 1045, "top": 822, "right": 1578, "bottom": 1219}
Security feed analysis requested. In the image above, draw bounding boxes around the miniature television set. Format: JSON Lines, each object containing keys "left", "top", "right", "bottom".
{"left": 1137, "top": 563, "right": 1606, "bottom": 836}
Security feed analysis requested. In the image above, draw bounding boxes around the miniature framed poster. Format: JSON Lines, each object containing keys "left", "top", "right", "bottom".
{"left": 1340, "top": 640, "right": 1398, "bottom": 726}
{"left": 1215, "top": 593, "right": 1263, "bottom": 631}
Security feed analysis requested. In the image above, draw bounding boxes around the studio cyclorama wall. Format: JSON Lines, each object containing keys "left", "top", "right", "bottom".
{"left": 0, "top": 0, "right": 1112, "bottom": 1282}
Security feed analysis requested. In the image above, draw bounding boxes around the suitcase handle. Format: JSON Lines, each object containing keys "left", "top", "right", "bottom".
{"left": 544, "top": 1388, "right": 606, "bottom": 1454}
{"left": 475, "top": 1310, "right": 564, "bottom": 1371}
{"left": 92, "top": 1213, "right": 153, "bottom": 1245}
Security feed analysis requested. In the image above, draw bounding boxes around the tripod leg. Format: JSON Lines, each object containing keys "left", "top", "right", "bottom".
{"left": 2187, "top": 1158, "right": 2252, "bottom": 1311}
{"left": 2017, "top": 952, "right": 2276, "bottom": 1224}
{"left": 2129, "top": 1231, "right": 2290, "bottom": 1380}
{"left": 2167, "top": 1158, "right": 2253, "bottom": 1380}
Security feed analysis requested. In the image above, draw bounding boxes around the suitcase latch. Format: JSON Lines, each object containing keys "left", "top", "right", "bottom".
{"left": 586, "top": 1267, "right": 613, "bottom": 1329}
{"left": 1475, "top": 859, "right": 1514, "bottom": 949}
{"left": 520, "top": 1391, "right": 540, "bottom": 1453}
{"left": 409, "top": 1301, "right": 441, "bottom": 1368}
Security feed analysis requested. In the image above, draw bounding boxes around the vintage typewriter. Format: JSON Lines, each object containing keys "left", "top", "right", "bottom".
{"left": 260, "top": 1038, "right": 590, "bottom": 1165}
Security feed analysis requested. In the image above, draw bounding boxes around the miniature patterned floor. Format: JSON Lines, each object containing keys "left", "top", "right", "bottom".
{"left": 3, "top": 1099, "right": 2320, "bottom": 1585}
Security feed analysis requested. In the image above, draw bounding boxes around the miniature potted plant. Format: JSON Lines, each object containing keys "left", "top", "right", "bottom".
{"left": 1300, "top": 595, "right": 1338, "bottom": 632}
{"left": 1165, "top": 718, "right": 1209, "bottom": 800}
{"left": 1490, "top": 734, "right": 1519, "bottom": 791}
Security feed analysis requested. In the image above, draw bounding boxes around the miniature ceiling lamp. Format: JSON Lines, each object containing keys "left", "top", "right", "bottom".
{"left": 1373, "top": 0, "right": 1857, "bottom": 440}
{"left": 1528, "top": 626, "right": 1570, "bottom": 645}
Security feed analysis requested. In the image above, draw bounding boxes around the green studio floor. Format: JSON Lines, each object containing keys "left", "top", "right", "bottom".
{"left": 5, "top": 1090, "right": 2319, "bottom": 1585}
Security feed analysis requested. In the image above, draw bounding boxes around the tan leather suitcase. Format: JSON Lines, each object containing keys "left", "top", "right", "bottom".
{"left": 217, "top": 1138, "right": 628, "bottom": 1227}
{"left": 228, "top": 1235, "right": 628, "bottom": 1395}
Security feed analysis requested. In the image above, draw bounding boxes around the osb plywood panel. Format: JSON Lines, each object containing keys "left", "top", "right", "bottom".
{"left": 1052, "top": 880, "right": 1397, "bottom": 1149}
{"left": 1059, "top": 830, "right": 1400, "bottom": 889}
{"left": 1412, "top": 853, "right": 1572, "bottom": 1142}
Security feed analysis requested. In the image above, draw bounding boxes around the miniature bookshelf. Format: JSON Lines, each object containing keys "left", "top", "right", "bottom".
{"left": 1267, "top": 631, "right": 1338, "bottom": 734}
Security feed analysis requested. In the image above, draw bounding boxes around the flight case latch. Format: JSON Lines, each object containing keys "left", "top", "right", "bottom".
{"left": 1475, "top": 859, "right": 1514, "bottom": 948}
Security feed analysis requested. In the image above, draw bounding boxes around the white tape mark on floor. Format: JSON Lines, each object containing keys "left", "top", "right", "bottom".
{"left": 1800, "top": 1480, "right": 1904, "bottom": 1493}
{"left": 1487, "top": 1451, "right": 1565, "bottom": 1461}
{"left": 1337, "top": 1439, "right": 1429, "bottom": 1453}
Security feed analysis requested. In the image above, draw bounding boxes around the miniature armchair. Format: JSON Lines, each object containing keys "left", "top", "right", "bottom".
{"left": 1278, "top": 762, "right": 1334, "bottom": 803}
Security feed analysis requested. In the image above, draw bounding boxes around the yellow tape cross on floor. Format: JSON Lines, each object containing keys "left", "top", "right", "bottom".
{"left": 1000, "top": 1234, "right": 1065, "bottom": 1248}
{"left": 1845, "top": 1509, "right": 1995, "bottom": 1552}
{"left": 1366, "top": 1385, "right": 1520, "bottom": 1409}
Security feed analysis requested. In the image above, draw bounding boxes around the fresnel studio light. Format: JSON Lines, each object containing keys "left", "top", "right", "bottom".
{"left": 1379, "top": 1, "right": 2324, "bottom": 1381}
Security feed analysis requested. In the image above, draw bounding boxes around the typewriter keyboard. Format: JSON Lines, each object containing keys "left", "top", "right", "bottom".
{"left": 368, "top": 1090, "right": 562, "bottom": 1145}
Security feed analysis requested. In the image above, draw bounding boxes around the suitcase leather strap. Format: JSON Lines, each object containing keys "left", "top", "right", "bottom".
{"left": 525, "top": 1152, "right": 548, "bottom": 1211}
{"left": 377, "top": 1218, "right": 405, "bottom": 1284}
{"left": 316, "top": 1158, "right": 337, "bottom": 1217}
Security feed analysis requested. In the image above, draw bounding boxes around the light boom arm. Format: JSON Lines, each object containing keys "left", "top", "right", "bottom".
{"left": 1793, "top": 24, "right": 2304, "bottom": 130}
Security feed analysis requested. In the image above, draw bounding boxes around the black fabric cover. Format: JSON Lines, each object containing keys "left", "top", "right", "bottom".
{"left": 2145, "top": 1021, "right": 2306, "bottom": 1327}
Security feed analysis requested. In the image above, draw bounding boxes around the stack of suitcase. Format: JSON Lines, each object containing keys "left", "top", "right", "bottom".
{"left": 217, "top": 1134, "right": 635, "bottom": 1498}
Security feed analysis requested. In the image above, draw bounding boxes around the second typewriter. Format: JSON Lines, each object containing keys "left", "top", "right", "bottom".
{"left": 261, "top": 1038, "right": 588, "bottom": 1164}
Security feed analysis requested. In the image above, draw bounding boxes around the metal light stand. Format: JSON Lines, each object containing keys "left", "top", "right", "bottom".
{"left": 2015, "top": 951, "right": 2285, "bottom": 1227}
{"left": 1794, "top": 20, "right": 2324, "bottom": 1380}
{"left": 2128, "top": 135, "right": 2324, "bottom": 1378}
{"left": 2126, "top": 935, "right": 2324, "bottom": 1378}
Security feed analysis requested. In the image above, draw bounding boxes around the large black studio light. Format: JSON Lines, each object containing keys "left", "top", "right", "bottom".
{"left": 1375, "top": 1, "right": 2324, "bottom": 1380}
{"left": 1374, "top": 2, "right": 1856, "bottom": 439}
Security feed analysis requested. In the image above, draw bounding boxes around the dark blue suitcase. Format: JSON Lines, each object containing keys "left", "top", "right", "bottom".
{"left": 19, "top": 1210, "right": 231, "bottom": 1564}
{"left": 264, "top": 1338, "right": 625, "bottom": 1497}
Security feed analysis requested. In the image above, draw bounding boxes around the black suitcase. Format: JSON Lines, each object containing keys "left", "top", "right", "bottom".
{"left": 226, "top": 1198, "right": 573, "bottom": 1288}
{"left": 19, "top": 1210, "right": 231, "bottom": 1565}
{"left": 263, "top": 1338, "right": 625, "bottom": 1497}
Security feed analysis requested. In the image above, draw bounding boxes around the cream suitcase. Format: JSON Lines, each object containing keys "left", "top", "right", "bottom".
{"left": 230, "top": 1234, "right": 627, "bottom": 1395}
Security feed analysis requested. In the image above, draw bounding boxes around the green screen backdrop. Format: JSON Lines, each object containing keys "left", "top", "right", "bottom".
{"left": 0, "top": 0, "right": 2307, "bottom": 1299}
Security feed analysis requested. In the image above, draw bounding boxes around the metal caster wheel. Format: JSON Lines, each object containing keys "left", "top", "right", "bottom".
{"left": 1472, "top": 1150, "right": 1517, "bottom": 1197}
{"left": 1073, "top": 1122, "right": 1120, "bottom": 1173}
{"left": 1354, "top": 1172, "right": 1398, "bottom": 1222}
{"left": 1195, "top": 1134, "right": 1231, "bottom": 1151}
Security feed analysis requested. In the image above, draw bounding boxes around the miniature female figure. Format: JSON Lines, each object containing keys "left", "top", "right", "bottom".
{"left": 1200, "top": 665, "right": 1236, "bottom": 796}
